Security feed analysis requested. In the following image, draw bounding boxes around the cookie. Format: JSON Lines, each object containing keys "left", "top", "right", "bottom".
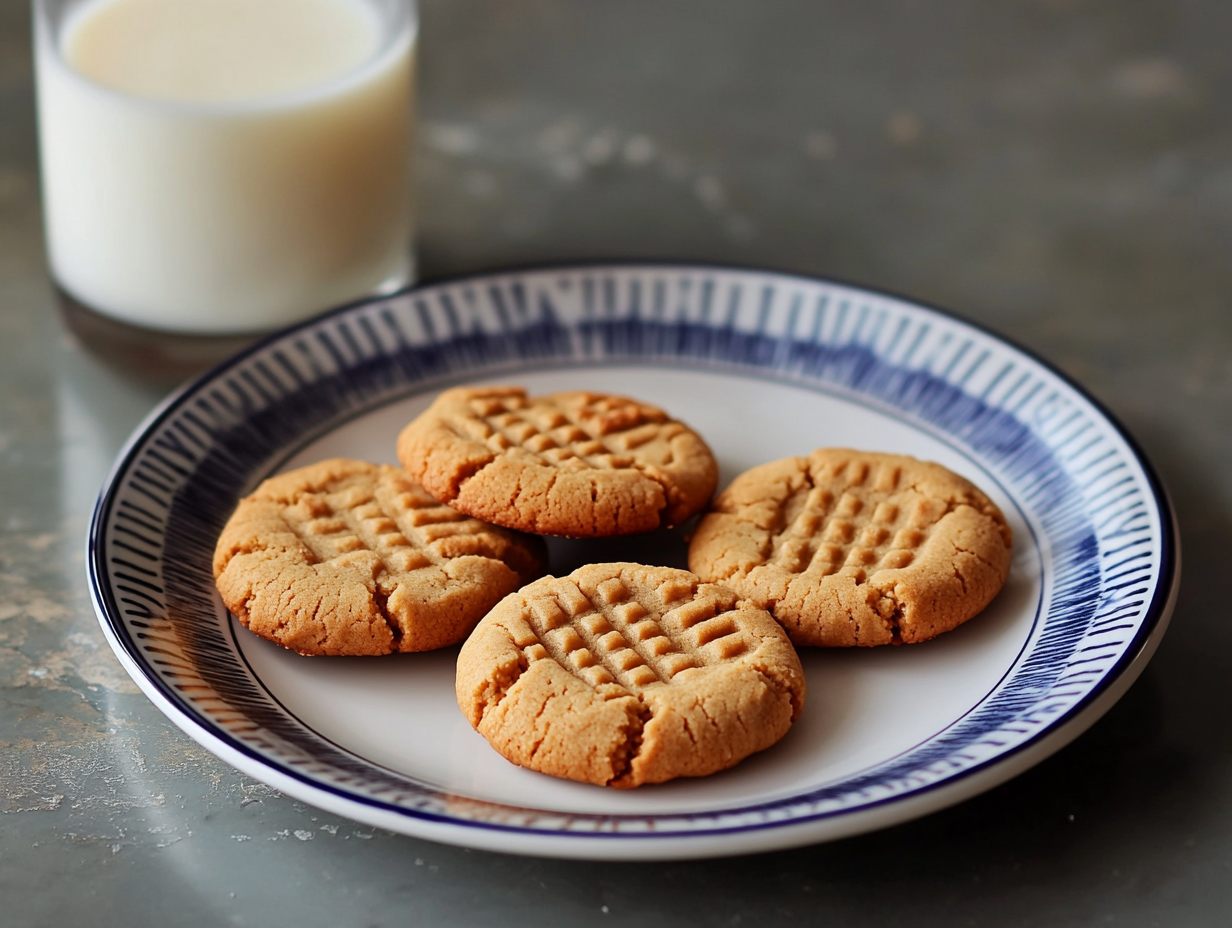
{"left": 456, "top": 562, "right": 806, "bottom": 788}
{"left": 688, "top": 449, "right": 1012, "bottom": 646}
{"left": 396, "top": 387, "right": 718, "bottom": 537}
{"left": 213, "top": 458, "right": 546, "bottom": 656}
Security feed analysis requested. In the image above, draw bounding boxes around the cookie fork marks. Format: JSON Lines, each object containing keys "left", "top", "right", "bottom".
{"left": 213, "top": 459, "right": 546, "bottom": 656}
{"left": 397, "top": 387, "right": 719, "bottom": 537}
{"left": 688, "top": 449, "right": 1013, "bottom": 647}
{"left": 456, "top": 563, "right": 806, "bottom": 789}
{"left": 764, "top": 456, "right": 928, "bottom": 578}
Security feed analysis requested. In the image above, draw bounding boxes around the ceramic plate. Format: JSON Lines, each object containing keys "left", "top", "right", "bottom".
{"left": 89, "top": 264, "right": 1179, "bottom": 860}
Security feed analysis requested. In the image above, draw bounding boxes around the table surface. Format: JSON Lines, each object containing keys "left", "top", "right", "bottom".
{"left": 3, "top": 0, "right": 1230, "bottom": 924}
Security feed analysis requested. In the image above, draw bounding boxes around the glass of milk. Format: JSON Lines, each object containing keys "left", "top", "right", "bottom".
{"left": 34, "top": 0, "right": 417, "bottom": 335}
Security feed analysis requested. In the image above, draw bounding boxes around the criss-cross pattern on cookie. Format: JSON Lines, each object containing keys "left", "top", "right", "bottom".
{"left": 506, "top": 572, "right": 752, "bottom": 694}
{"left": 280, "top": 473, "right": 509, "bottom": 580}
{"left": 458, "top": 392, "right": 684, "bottom": 472}
{"left": 767, "top": 454, "right": 946, "bottom": 582}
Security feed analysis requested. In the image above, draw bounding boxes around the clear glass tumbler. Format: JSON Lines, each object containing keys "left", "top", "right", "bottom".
{"left": 34, "top": 0, "right": 417, "bottom": 337}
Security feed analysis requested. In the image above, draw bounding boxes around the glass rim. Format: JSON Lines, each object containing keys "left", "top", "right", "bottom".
{"left": 33, "top": 0, "right": 418, "bottom": 116}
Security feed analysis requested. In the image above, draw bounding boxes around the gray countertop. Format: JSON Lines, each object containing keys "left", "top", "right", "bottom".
{"left": 3, "top": 0, "right": 1230, "bottom": 924}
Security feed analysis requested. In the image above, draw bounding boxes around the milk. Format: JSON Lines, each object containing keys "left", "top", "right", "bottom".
{"left": 35, "top": 0, "right": 416, "bottom": 334}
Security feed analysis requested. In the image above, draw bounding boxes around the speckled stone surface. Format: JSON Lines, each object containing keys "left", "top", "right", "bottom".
{"left": 3, "top": 0, "right": 1231, "bottom": 924}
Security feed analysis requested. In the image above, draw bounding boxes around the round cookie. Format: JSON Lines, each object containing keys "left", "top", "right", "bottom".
{"left": 456, "top": 562, "right": 806, "bottom": 789}
{"left": 688, "top": 449, "right": 1012, "bottom": 647}
{"left": 213, "top": 458, "right": 546, "bottom": 656}
{"left": 396, "top": 386, "right": 718, "bottom": 537}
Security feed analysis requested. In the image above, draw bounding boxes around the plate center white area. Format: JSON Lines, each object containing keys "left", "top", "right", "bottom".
{"left": 235, "top": 367, "right": 1042, "bottom": 816}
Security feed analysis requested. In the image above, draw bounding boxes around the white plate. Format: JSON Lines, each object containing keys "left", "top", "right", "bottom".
{"left": 89, "top": 263, "right": 1179, "bottom": 859}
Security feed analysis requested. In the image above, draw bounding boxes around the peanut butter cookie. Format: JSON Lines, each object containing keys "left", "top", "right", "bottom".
{"left": 456, "top": 562, "right": 805, "bottom": 788}
{"left": 213, "top": 459, "right": 546, "bottom": 656}
{"left": 396, "top": 387, "right": 718, "bottom": 537}
{"left": 688, "top": 449, "right": 1012, "bottom": 646}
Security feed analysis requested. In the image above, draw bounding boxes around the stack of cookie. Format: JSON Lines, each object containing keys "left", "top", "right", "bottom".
{"left": 214, "top": 385, "right": 1012, "bottom": 789}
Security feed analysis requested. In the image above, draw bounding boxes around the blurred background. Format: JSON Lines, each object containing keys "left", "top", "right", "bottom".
{"left": 2, "top": 0, "right": 1230, "bottom": 924}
